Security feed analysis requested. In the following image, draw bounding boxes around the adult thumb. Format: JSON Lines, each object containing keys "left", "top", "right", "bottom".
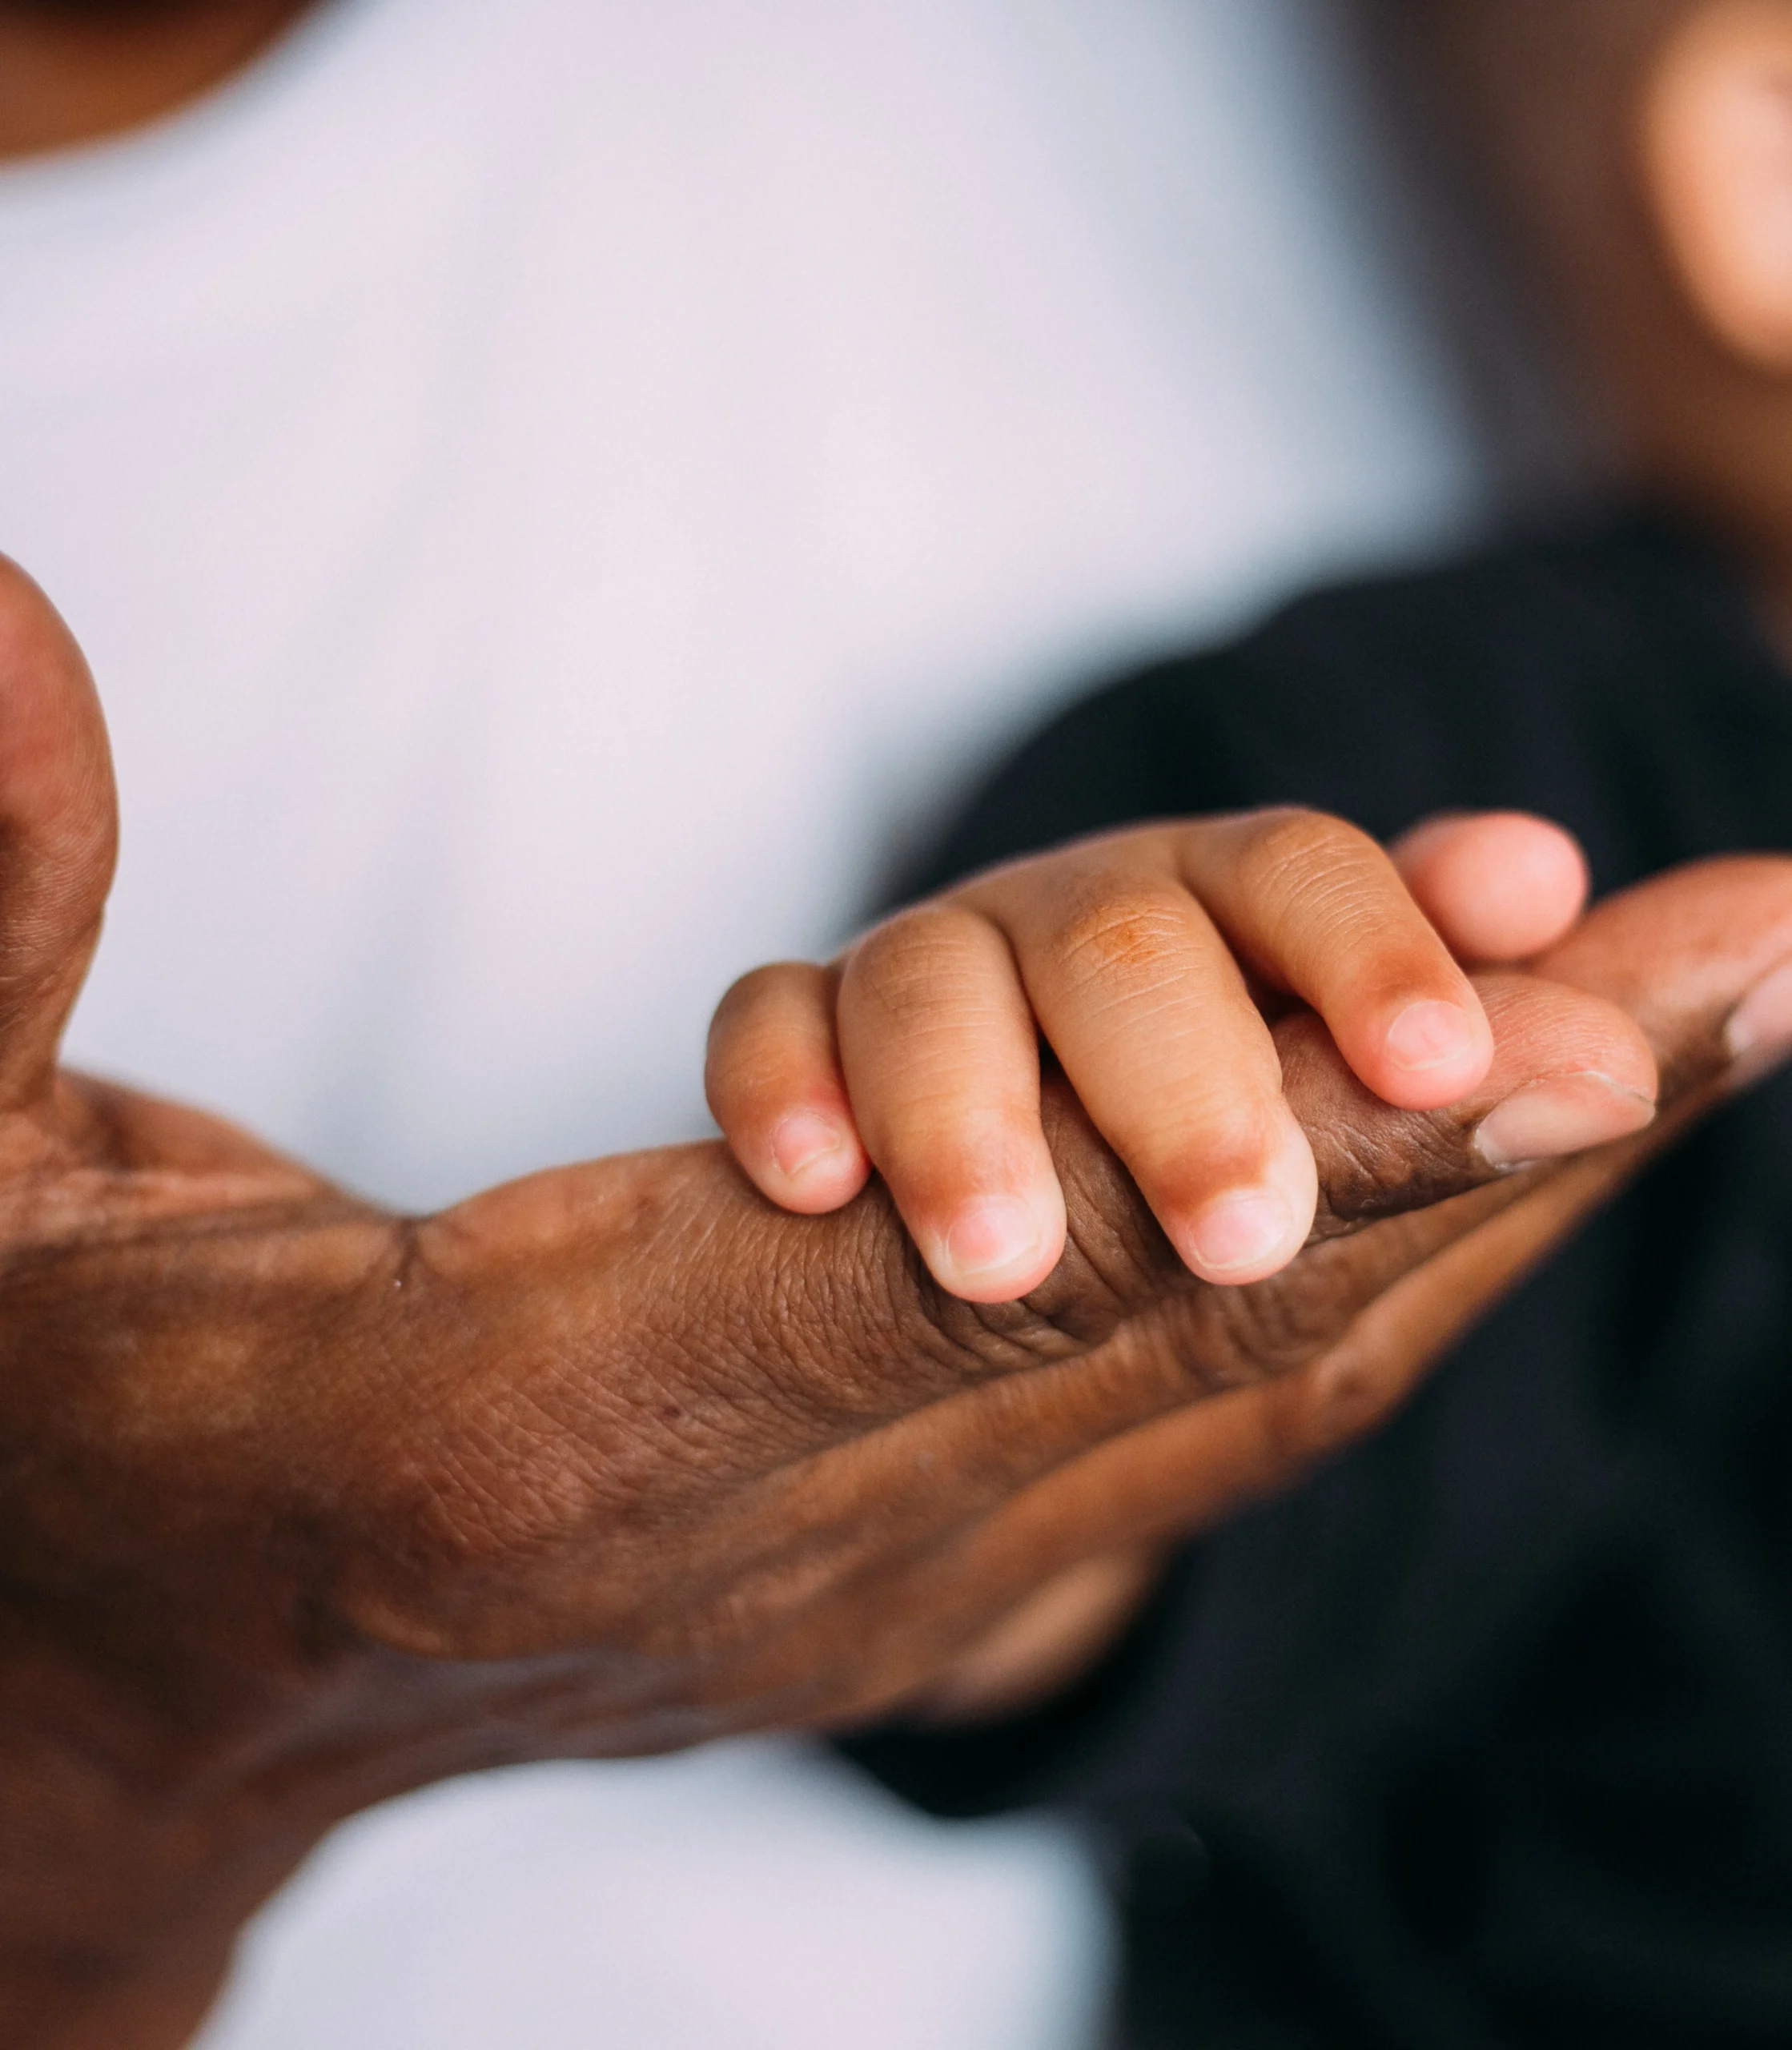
{"left": 0, "top": 557, "right": 118, "bottom": 1108}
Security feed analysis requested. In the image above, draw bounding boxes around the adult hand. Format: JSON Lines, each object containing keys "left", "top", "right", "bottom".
{"left": 1, "top": 560, "right": 1789, "bottom": 2048}
{"left": 905, "top": 851, "right": 1792, "bottom": 1716}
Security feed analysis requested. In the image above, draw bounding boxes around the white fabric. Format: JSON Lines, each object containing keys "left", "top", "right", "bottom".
{"left": 0, "top": 0, "right": 1479, "bottom": 2043}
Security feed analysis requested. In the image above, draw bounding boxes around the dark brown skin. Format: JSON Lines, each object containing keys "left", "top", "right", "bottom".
{"left": 1, "top": 553, "right": 1790, "bottom": 2048}
{"left": 0, "top": 0, "right": 313, "bottom": 157}
{"left": 10, "top": 4, "right": 1792, "bottom": 2044}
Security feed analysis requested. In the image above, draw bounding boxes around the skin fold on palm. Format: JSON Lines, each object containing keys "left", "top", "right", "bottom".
{"left": 2, "top": 553, "right": 1790, "bottom": 2048}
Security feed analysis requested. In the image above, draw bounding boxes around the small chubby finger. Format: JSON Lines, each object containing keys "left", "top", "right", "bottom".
{"left": 1175, "top": 806, "right": 1494, "bottom": 1111}
{"left": 705, "top": 962, "right": 871, "bottom": 1214}
{"left": 1392, "top": 811, "right": 1590, "bottom": 964}
{"left": 838, "top": 903, "right": 1067, "bottom": 1304}
{"left": 973, "top": 858, "right": 1319, "bottom": 1288}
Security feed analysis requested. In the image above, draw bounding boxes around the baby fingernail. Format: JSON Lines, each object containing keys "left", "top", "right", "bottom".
{"left": 772, "top": 1111, "right": 844, "bottom": 1180}
{"left": 1726, "top": 959, "right": 1792, "bottom": 1069}
{"left": 1185, "top": 1187, "right": 1294, "bottom": 1278}
{"left": 945, "top": 1197, "right": 1043, "bottom": 1283}
{"left": 1473, "top": 1072, "right": 1655, "bottom": 1172}
{"left": 1385, "top": 999, "right": 1478, "bottom": 1073}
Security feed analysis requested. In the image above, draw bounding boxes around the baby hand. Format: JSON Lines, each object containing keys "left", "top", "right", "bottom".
{"left": 707, "top": 809, "right": 1596, "bottom": 1300}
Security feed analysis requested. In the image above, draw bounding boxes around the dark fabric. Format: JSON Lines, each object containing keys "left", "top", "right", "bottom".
{"left": 839, "top": 517, "right": 1792, "bottom": 2049}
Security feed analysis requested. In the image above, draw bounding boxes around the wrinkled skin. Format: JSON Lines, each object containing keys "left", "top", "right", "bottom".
{"left": 0, "top": 554, "right": 1790, "bottom": 2048}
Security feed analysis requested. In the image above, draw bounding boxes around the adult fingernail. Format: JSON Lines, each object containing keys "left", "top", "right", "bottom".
{"left": 944, "top": 1196, "right": 1045, "bottom": 1284}
{"left": 1184, "top": 1186, "right": 1296, "bottom": 1278}
{"left": 1473, "top": 1071, "right": 1656, "bottom": 1172}
{"left": 1385, "top": 999, "right": 1478, "bottom": 1072}
{"left": 1725, "top": 959, "right": 1792, "bottom": 1072}
{"left": 772, "top": 1111, "right": 844, "bottom": 1180}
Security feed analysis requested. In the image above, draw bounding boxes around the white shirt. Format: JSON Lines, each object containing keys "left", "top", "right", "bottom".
{"left": 0, "top": 0, "right": 1479, "bottom": 2042}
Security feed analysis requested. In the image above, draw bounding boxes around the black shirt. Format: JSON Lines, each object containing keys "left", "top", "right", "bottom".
{"left": 842, "top": 519, "right": 1792, "bottom": 2050}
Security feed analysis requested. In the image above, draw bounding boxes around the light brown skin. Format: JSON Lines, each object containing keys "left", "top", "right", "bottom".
{"left": 1385, "top": 0, "right": 1792, "bottom": 638}
{"left": 6, "top": 2, "right": 1792, "bottom": 2044}
{"left": 705, "top": 810, "right": 1610, "bottom": 1300}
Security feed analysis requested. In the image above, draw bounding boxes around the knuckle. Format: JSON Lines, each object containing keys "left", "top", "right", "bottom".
{"left": 915, "top": 1269, "right": 1120, "bottom": 1377}
{"left": 705, "top": 975, "right": 774, "bottom": 1081}
{"left": 705, "top": 965, "right": 817, "bottom": 1116}
{"left": 1224, "top": 810, "right": 1432, "bottom": 980}
{"left": 1047, "top": 878, "right": 1190, "bottom": 991}
{"left": 709, "top": 961, "right": 810, "bottom": 1043}
{"left": 714, "top": 961, "right": 789, "bottom": 1018}
{"left": 843, "top": 906, "right": 984, "bottom": 1028}
{"left": 1149, "top": 1101, "right": 1282, "bottom": 1199}
{"left": 1319, "top": 1115, "right": 1474, "bottom": 1224}
{"left": 1228, "top": 806, "right": 1376, "bottom": 901}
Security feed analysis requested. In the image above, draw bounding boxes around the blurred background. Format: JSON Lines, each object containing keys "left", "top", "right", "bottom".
{"left": 0, "top": 0, "right": 1504, "bottom": 2041}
